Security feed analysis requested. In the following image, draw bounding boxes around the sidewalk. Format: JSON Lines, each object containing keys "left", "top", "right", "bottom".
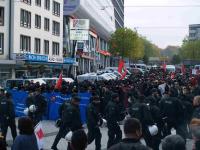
{"left": 6, "top": 120, "right": 108, "bottom": 150}
{"left": 6, "top": 120, "right": 193, "bottom": 150}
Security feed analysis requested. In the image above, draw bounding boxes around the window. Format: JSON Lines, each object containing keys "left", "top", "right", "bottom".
{"left": 53, "top": 1, "right": 60, "bottom": 16}
{"left": 44, "top": 0, "right": 50, "bottom": 10}
{"left": 21, "top": 0, "right": 31, "bottom": 5}
{"left": 20, "top": 9, "right": 31, "bottom": 28}
{"left": 44, "top": 18, "right": 50, "bottom": 31}
{"left": 44, "top": 40, "right": 49, "bottom": 54}
{"left": 0, "top": 7, "right": 4, "bottom": 26}
{"left": 35, "top": 38, "right": 41, "bottom": 53}
{"left": 20, "top": 35, "right": 31, "bottom": 52}
{"left": 35, "top": 14, "right": 41, "bottom": 29}
{"left": 0, "top": 33, "right": 4, "bottom": 54}
{"left": 52, "top": 21, "right": 60, "bottom": 36}
{"left": 52, "top": 42, "right": 59, "bottom": 55}
{"left": 35, "top": 0, "right": 41, "bottom": 6}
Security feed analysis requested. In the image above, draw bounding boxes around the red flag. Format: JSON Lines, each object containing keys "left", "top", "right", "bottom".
{"left": 118, "top": 59, "right": 124, "bottom": 74}
{"left": 181, "top": 64, "right": 186, "bottom": 74}
{"left": 171, "top": 72, "right": 175, "bottom": 79}
{"left": 118, "top": 59, "right": 127, "bottom": 80}
{"left": 55, "top": 72, "right": 62, "bottom": 89}
{"left": 163, "top": 63, "right": 167, "bottom": 72}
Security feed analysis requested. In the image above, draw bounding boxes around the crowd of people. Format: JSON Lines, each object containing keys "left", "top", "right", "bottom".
{"left": 1, "top": 68, "right": 200, "bottom": 150}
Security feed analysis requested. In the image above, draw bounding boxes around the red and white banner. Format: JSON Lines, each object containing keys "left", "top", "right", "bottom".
{"left": 34, "top": 122, "right": 44, "bottom": 150}
{"left": 118, "top": 59, "right": 127, "bottom": 80}
{"left": 55, "top": 71, "right": 63, "bottom": 90}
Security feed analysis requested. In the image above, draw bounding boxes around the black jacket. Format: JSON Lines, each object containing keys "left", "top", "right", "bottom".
{"left": 86, "top": 103, "right": 102, "bottom": 129}
{"left": 0, "top": 96, "right": 15, "bottom": 122}
{"left": 159, "top": 96, "right": 184, "bottom": 124}
{"left": 109, "top": 138, "right": 148, "bottom": 150}
{"left": 105, "top": 100, "right": 121, "bottom": 127}
{"left": 62, "top": 103, "right": 82, "bottom": 131}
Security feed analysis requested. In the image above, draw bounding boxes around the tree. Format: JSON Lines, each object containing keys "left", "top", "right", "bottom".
{"left": 179, "top": 40, "right": 200, "bottom": 60}
{"left": 109, "top": 28, "right": 144, "bottom": 59}
{"left": 171, "top": 54, "right": 181, "bottom": 64}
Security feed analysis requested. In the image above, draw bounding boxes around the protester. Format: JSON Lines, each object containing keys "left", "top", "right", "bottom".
{"left": 0, "top": 89, "right": 17, "bottom": 143}
{"left": 190, "top": 118, "right": 200, "bottom": 150}
{"left": 109, "top": 118, "right": 149, "bottom": 150}
{"left": 12, "top": 117, "right": 39, "bottom": 150}
{"left": 51, "top": 94, "right": 82, "bottom": 150}
{"left": 105, "top": 93, "right": 123, "bottom": 149}
{"left": 86, "top": 95, "right": 102, "bottom": 150}
{"left": 161, "top": 135, "right": 186, "bottom": 150}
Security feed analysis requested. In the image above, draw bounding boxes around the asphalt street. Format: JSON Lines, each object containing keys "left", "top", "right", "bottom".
{"left": 6, "top": 120, "right": 193, "bottom": 150}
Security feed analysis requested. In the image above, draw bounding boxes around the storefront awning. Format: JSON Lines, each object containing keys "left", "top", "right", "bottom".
{"left": 97, "top": 49, "right": 111, "bottom": 56}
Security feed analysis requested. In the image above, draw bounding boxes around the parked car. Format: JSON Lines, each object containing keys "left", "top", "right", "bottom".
{"left": 5, "top": 79, "right": 46, "bottom": 89}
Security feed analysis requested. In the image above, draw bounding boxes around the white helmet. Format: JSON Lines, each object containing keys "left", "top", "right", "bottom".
{"left": 101, "top": 118, "right": 107, "bottom": 128}
{"left": 65, "top": 131, "right": 72, "bottom": 141}
{"left": 29, "top": 105, "right": 37, "bottom": 113}
{"left": 23, "top": 108, "right": 29, "bottom": 115}
{"left": 148, "top": 125, "right": 158, "bottom": 136}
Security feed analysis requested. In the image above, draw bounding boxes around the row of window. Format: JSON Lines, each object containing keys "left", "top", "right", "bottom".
{"left": 20, "top": 9, "right": 60, "bottom": 36}
{"left": 21, "top": 0, "right": 60, "bottom": 17}
{"left": 0, "top": 33, "right": 4, "bottom": 55}
{"left": 20, "top": 35, "right": 60, "bottom": 55}
{"left": 0, "top": 7, "right": 4, "bottom": 26}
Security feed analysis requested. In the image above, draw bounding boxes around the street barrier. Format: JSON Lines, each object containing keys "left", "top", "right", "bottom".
{"left": 9, "top": 90, "right": 91, "bottom": 123}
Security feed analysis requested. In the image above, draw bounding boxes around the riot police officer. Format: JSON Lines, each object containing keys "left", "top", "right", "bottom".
{"left": 105, "top": 93, "right": 123, "bottom": 149}
{"left": 0, "top": 89, "right": 17, "bottom": 143}
{"left": 26, "top": 88, "right": 47, "bottom": 126}
{"left": 86, "top": 95, "right": 102, "bottom": 150}
{"left": 51, "top": 94, "right": 82, "bottom": 150}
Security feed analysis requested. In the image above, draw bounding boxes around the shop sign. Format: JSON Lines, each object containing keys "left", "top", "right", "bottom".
{"left": 12, "top": 53, "right": 26, "bottom": 60}
{"left": 64, "top": 0, "right": 80, "bottom": 15}
{"left": 70, "top": 30, "right": 89, "bottom": 40}
{"left": 48, "top": 56, "right": 63, "bottom": 63}
{"left": 27, "top": 54, "right": 48, "bottom": 62}
{"left": 70, "top": 19, "right": 89, "bottom": 30}
{"left": 63, "top": 57, "right": 76, "bottom": 64}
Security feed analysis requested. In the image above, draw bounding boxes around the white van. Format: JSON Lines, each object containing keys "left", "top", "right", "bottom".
{"left": 166, "top": 65, "right": 176, "bottom": 72}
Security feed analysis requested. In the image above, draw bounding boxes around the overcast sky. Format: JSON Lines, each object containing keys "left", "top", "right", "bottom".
{"left": 124, "top": 0, "right": 200, "bottom": 49}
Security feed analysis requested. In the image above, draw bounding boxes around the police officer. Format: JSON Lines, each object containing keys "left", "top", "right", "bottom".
{"left": 86, "top": 95, "right": 102, "bottom": 150}
{"left": 105, "top": 93, "right": 123, "bottom": 149}
{"left": 160, "top": 88, "right": 187, "bottom": 140}
{"left": 51, "top": 94, "right": 82, "bottom": 150}
{"left": 128, "top": 96, "right": 157, "bottom": 150}
{"left": 0, "top": 89, "right": 17, "bottom": 143}
{"left": 26, "top": 88, "right": 47, "bottom": 126}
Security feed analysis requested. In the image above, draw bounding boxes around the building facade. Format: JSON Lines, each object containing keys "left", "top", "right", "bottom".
{"left": 0, "top": 0, "right": 15, "bottom": 84}
{"left": 111, "top": 0, "right": 124, "bottom": 29}
{"left": 64, "top": 0, "right": 116, "bottom": 74}
{"left": 0, "top": 0, "right": 69, "bottom": 83}
{"left": 189, "top": 24, "right": 200, "bottom": 41}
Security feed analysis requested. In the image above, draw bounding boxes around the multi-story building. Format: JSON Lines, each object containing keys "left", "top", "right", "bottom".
{"left": 0, "top": 0, "right": 68, "bottom": 82}
{"left": 11, "top": 0, "right": 64, "bottom": 77}
{"left": 0, "top": 0, "right": 16, "bottom": 83}
{"left": 112, "top": 0, "right": 124, "bottom": 29}
{"left": 64, "top": 0, "right": 116, "bottom": 74}
{"left": 189, "top": 24, "right": 200, "bottom": 41}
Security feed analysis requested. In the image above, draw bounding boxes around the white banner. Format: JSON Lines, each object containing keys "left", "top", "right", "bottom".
{"left": 34, "top": 122, "right": 44, "bottom": 150}
{"left": 70, "top": 19, "right": 89, "bottom": 30}
{"left": 48, "top": 56, "right": 63, "bottom": 63}
{"left": 70, "top": 30, "right": 89, "bottom": 41}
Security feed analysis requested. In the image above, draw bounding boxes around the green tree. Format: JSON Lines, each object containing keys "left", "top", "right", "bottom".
{"left": 109, "top": 28, "right": 144, "bottom": 59}
{"left": 179, "top": 40, "right": 200, "bottom": 60}
{"left": 171, "top": 54, "right": 181, "bottom": 64}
